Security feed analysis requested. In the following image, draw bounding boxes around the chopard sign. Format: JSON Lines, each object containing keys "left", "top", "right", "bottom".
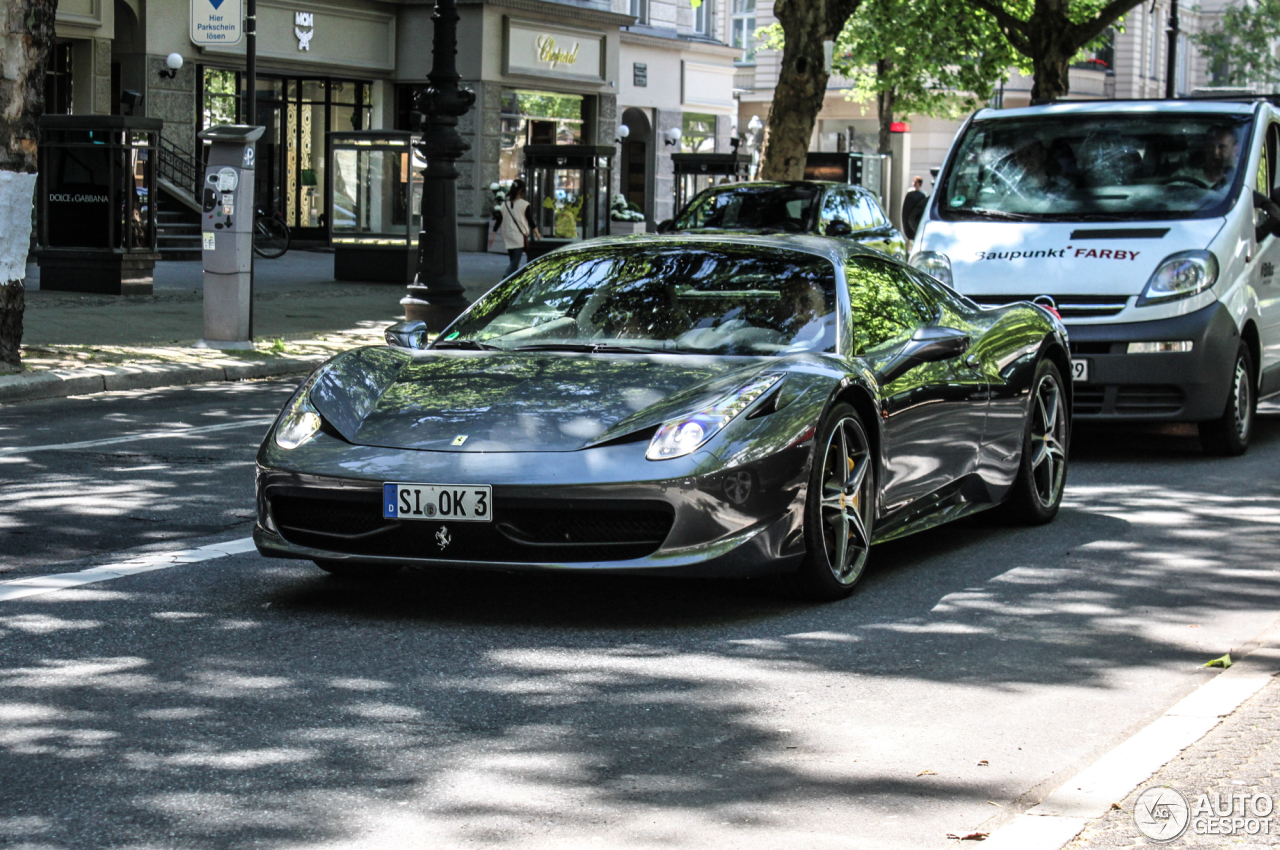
{"left": 535, "top": 35, "right": 579, "bottom": 69}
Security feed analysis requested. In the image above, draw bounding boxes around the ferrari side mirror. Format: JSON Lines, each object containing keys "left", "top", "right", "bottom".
{"left": 385, "top": 320, "right": 428, "bottom": 350}
{"left": 656, "top": 219, "right": 675, "bottom": 233}
{"left": 826, "top": 219, "right": 853, "bottom": 237}
{"left": 877, "top": 326, "right": 971, "bottom": 383}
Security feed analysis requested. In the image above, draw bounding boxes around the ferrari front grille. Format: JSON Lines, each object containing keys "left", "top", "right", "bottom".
{"left": 267, "top": 490, "right": 674, "bottom": 563}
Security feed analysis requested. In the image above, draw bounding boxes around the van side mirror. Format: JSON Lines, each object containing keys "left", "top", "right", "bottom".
{"left": 1254, "top": 190, "right": 1280, "bottom": 241}
{"left": 385, "top": 320, "right": 428, "bottom": 350}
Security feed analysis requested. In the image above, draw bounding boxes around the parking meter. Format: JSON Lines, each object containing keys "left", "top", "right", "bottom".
{"left": 198, "top": 124, "right": 264, "bottom": 347}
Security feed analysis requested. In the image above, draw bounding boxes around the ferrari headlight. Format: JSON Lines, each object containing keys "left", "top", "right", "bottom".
{"left": 646, "top": 374, "right": 782, "bottom": 461}
{"left": 910, "top": 251, "right": 953, "bottom": 288}
{"left": 274, "top": 376, "right": 324, "bottom": 450}
{"left": 1138, "top": 250, "right": 1218, "bottom": 306}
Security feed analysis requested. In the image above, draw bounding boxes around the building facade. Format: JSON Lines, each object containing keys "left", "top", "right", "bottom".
{"left": 47, "top": 0, "right": 742, "bottom": 250}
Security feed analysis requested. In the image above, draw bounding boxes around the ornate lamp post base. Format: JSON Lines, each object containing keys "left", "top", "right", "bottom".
{"left": 404, "top": 0, "right": 475, "bottom": 334}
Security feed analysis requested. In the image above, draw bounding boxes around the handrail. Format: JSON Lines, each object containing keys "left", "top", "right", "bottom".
{"left": 158, "top": 136, "right": 202, "bottom": 201}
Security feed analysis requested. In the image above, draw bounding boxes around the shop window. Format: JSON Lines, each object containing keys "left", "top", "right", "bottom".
{"left": 630, "top": 0, "right": 649, "bottom": 26}
{"left": 44, "top": 42, "right": 73, "bottom": 115}
{"left": 499, "top": 89, "right": 584, "bottom": 182}
{"left": 1074, "top": 28, "right": 1114, "bottom": 72}
{"left": 201, "top": 69, "right": 370, "bottom": 232}
{"left": 732, "top": 0, "right": 756, "bottom": 63}
{"left": 682, "top": 113, "right": 716, "bottom": 153}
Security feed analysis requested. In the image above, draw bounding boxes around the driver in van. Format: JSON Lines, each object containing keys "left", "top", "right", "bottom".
{"left": 1175, "top": 125, "right": 1240, "bottom": 190}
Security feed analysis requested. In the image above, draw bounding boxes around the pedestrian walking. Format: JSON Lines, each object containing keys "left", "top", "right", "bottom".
{"left": 902, "top": 175, "right": 928, "bottom": 250}
{"left": 489, "top": 179, "right": 540, "bottom": 277}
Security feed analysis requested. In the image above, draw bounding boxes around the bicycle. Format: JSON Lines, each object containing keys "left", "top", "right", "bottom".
{"left": 253, "top": 208, "right": 290, "bottom": 259}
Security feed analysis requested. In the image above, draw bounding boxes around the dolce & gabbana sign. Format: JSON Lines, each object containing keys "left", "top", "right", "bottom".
{"left": 504, "top": 18, "right": 605, "bottom": 82}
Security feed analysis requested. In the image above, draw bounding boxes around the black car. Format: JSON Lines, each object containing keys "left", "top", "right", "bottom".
{"left": 661, "top": 181, "right": 908, "bottom": 259}
{"left": 255, "top": 235, "right": 1069, "bottom": 600}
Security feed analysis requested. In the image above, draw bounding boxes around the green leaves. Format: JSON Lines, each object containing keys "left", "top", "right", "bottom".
{"left": 1191, "top": 0, "right": 1280, "bottom": 88}
{"left": 1203, "top": 653, "right": 1233, "bottom": 669}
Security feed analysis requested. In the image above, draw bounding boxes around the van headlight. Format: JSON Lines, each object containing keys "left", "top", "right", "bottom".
{"left": 647, "top": 374, "right": 782, "bottom": 461}
{"left": 274, "top": 375, "right": 324, "bottom": 450}
{"left": 1138, "top": 250, "right": 1218, "bottom": 306}
{"left": 910, "top": 251, "right": 953, "bottom": 288}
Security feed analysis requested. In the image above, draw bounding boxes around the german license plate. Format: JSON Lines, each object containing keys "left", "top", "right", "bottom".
{"left": 1071, "top": 358, "right": 1090, "bottom": 382}
{"left": 383, "top": 483, "right": 491, "bottom": 522}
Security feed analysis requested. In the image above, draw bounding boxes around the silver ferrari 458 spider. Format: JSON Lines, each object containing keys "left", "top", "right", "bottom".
{"left": 254, "top": 235, "right": 1070, "bottom": 599}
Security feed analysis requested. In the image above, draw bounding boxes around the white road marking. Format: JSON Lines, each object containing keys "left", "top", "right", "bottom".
{"left": 0, "top": 537, "right": 257, "bottom": 603}
{"left": 0, "top": 418, "right": 275, "bottom": 456}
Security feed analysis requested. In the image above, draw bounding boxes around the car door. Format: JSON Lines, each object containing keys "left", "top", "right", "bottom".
{"left": 1253, "top": 119, "right": 1280, "bottom": 395}
{"left": 845, "top": 190, "right": 907, "bottom": 259}
{"left": 844, "top": 255, "right": 987, "bottom": 515}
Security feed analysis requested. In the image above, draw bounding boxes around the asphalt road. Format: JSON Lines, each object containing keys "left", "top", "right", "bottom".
{"left": 1, "top": 380, "right": 1279, "bottom": 849}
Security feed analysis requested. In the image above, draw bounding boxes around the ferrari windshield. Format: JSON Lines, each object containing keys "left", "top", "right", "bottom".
{"left": 441, "top": 244, "right": 838, "bottom": 356}
{"left": 674, "top": 184, "right": 818, "bottom": 232}
{"left": 939, "top": 112, "right": 1254, "bottom": 221}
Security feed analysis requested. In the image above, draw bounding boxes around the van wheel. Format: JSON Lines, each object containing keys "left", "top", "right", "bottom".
{"left": 1200, "top": 344, "right": 1255, "bottom": 456}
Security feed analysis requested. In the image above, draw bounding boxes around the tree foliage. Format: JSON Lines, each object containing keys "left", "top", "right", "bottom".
{"left": 960, "top": 0, "right": 1144, "bottom": 100}
{"left": 1191, "top": 0, "right": 1280, "bottom": 88}
{"left": 833, "top": 0, "right": 1018, "bottom": 150}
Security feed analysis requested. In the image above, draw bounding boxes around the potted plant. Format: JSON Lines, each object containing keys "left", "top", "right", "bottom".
{"left": 609, "top": 193, "right": 647, "bottom": 235}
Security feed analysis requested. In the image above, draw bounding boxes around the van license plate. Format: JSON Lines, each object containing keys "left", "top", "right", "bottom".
{"left": 1071, "top": 359, "right": 1090, "bottom": 382}
{"left": 383, "top": 483, "right": 492, "bottom": 522}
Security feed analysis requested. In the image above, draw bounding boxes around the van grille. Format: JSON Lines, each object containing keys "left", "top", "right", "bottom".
{"left": 968, "top": 294, "right": 1130, "bottom": 318}
{"left": 1070, "top": 385, "right": 1184, "bottom": 417}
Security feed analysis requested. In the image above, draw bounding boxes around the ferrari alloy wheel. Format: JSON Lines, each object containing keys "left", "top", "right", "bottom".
{"left": 786, "top": 404, "right": 876, "bottom": 601}
{"left": 997, "top": 358, "right": 1069, "bottom": 525}
{"left": 1029, "top": 369, "right": 1068, "bottom": 510}
{"left": 1199, "top": 344, "right": 1254, "bottom": 457}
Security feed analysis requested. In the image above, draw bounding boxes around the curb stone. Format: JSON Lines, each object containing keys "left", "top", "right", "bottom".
{"left": 0, "top": 356, "right": 326, "bottom": 404}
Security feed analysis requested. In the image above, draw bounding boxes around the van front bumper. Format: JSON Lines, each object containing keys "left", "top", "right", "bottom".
{"left": 1065, "top": 301, "right": 1239, "bottom": 422}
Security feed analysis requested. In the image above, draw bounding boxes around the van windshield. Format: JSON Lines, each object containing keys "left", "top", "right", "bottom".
{"left": 938, "top": 113, "right": 1254, "bottom": 222}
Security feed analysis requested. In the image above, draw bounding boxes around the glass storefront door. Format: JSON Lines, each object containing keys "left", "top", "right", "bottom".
{"left": 200, "top": 69, "right": 371, "bottom": 238}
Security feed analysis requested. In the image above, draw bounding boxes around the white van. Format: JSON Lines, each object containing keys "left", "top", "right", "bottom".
{"left": 911, "top": 99, "right": 1280, "bottom": 455}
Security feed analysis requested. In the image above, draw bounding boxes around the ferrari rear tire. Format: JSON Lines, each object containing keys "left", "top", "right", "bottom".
{"left": 783, "top": 404, "right": 876, "bottom": 601}
{"left": 1199, "top": 343, "right": 1254, "bottom": 457}
{"left": 996, "top": 358, "right": 1069, "bottom": 525}
{"left": 313, "top": 560, "right": 402, "bottom": 580}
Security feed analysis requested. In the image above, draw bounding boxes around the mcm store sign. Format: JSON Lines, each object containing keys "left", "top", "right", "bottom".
{"left": 504, "top": 18, "right": 605, "bottom": 83}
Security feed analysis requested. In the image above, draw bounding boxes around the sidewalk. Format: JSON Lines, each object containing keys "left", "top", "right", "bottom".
{"left": 2, "top": 250, "right": 510, "bottom": 403}
{"left": 1064, "top": 670, "right": 1280, "bottom": 849}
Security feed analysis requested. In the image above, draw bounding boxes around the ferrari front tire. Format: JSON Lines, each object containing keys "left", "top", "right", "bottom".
{"left": 313, "top": 560, "right": 402, "bottom": 580}
{"left": 784, "top": 404, "right": 876, "bottom": 601}
{"left": 997, "top": 358, "right": 1068, "bottom": 525}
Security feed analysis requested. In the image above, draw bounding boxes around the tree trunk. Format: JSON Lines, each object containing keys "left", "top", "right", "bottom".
{"left": 760, "top": 0, "right": 861, "bottom": 180}
{"left": 0, "top": 0, "right": 59, "bottom": 372}
{"left": 1029, "top": 33, "right": 1073, "bottom": 101}
{"left": 876, "top": 60, "right": 895, "bottom": 155}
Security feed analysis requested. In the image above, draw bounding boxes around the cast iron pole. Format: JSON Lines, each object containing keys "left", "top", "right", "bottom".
{"left": 246, "top": 0, "right": 257, "bottom": 338}
{"left": 1165, "top": 0, "right": 1180, "bottom": 98}
{"left": 402, "top": 0, "right": 476, "bottom": 330}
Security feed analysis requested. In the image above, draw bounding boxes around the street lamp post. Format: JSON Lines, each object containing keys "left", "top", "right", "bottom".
{"left": 402, "top": 0, "right": 476, "bottom": 331}
{"left": 1165, "top": 0, "right": 1180, "bottom": 99}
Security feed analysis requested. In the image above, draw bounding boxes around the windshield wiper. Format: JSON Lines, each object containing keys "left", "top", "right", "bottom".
{"left": 511, "top": 342, "right": 678, "bottom": 354}
{"left": 961, "top": 208, "right": 1035, "bottom": 221}
{"left": 431, "top": 338, "right": 503, "bottom": 350}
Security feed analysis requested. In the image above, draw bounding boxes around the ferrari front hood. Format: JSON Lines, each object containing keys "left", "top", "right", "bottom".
{"left": 311, "top": 348, "right": 769, "bottom": 453}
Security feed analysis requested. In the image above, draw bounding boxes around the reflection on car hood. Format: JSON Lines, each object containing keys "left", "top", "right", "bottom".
{"left": 309, "top": 347, "right": 772, "bottom": 452}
